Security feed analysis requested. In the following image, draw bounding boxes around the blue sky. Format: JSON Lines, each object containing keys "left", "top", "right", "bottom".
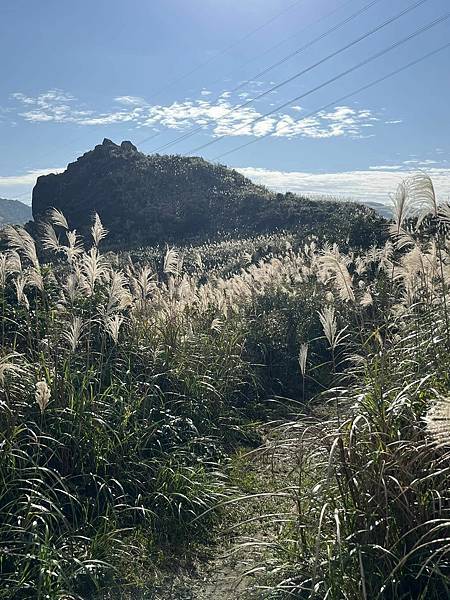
{"left": 1, "top": 0, "right": 449, "bottom": 205}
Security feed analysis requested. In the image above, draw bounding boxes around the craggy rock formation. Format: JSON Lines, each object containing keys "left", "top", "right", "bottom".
{"left": 32, "top": 139, "right": 384, "bottom": 248}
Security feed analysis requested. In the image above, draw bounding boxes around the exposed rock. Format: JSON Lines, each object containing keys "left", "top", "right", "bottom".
{"left": 32, "top": 140, "right": 385, "bottom": 249}
{"left": 120, "top": 140, "right": 137, "bottom": 152}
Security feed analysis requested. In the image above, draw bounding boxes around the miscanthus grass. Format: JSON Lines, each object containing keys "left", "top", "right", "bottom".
{"left": 1, "top": 174, "right": 450, "bottom": 598}
{"left": 230, "top": 174, "right": 450, "bottom": 599}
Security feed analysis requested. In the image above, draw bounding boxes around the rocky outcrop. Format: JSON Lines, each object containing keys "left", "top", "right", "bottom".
{"left": 32, "top": 139, "right": 384, "bottom": 249}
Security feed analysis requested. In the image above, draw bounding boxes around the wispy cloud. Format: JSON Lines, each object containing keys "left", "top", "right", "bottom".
{"left": 236, "top": 165, "right": 450, "bottom": 204}
{"left": 114, "top": 95, "right": 147, "bottom": 107}
{"left": 0, "top": 167, "right": 64, "bottom": 204}
{"left": 0, "top": 167, "right": 64, "bottom": 187}
{"left": 12, "top": 90, "right": 93, "bottom": 123}
{"left": 10, "top": 88, "right": 384, "bottom": 140}
{"left": 369, "top": 165, "right": 404, "bottom": 170}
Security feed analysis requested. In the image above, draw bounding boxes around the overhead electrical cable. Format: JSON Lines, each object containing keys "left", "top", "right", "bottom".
{"left": 144, "top": 0, "right": 309, "bottom": 102}
{"left": 209, "top": 0, "right": 358, "bottom": 87}
{"left": 137, "top": 0, "right": 381, "bottom": 147}
{"left": 183, "top": 11, "right": 450, "bottom": 157}
{"left": 211, "top": 42, "right": 450, "bottom": 161}
{"left": 148, "top": 0, "right": 430, "bottom": 154}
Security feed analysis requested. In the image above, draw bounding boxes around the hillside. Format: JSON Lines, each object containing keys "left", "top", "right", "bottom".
{"left": 32, "top": 139, "right": 385, "bottom": 249}
{"left": 0, "top": 197, "right": 32, "bottom": 226}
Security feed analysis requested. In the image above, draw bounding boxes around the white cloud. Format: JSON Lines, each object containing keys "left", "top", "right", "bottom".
{"left": 12, "top": 89, "right": 93, "bottom": 123}
{"left": 10, "top": 88, "right": 383, "bottom": 141}
{"left": 114, "top": 95, "right": 147, "bottom": 106}
{"left": 0, "top": 167, "right": 65, "bottom": 204}
{"left": 369, "top": 165, "right": 404, "bottom": 170}
{"left": 235, "top": 166, "right": 450, "bottom": 204}
{"left": 271, "top": 106, "right": 377, "bottom": 140}
{"left": 81, "top": 108, "right": 145, "bottom": 126}
{"left": 0, "top": 167, "right": 64, "bottom": 187}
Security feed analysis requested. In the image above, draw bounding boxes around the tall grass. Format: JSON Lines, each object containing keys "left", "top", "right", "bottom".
{"left": 0, "top": 215, "right": 259, "bottom": 598}
{"left": 2, "top": 175, "right": 449, "bottom": 598}
{"left": 241, "top": 174, "right": 450, "bottom": 599}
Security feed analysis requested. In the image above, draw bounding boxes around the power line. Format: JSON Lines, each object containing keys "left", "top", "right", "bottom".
{"left": 149, "top": 0, "right": 429, "bottom": 154}
{"left": 229, "top": 0, "right": 386, "bottom": 91}
{"left": 11, "top": 1, "right": 312, "bottom": 168}
{"left": 144, "top": 0, "right": 309, "bottom": 103}
{"left": 211, "top": 42, "right": 450, "bottom": 161}
{"left": 137, "top": 0, "right": 375, "bottom": 148}
{"left": 184, "top": 10, "right": 450, "bottom": 157}
{"left": 208, "top": 0, "right": 358, "bottom": 87}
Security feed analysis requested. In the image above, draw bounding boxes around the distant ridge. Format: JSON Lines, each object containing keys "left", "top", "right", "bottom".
{"left": 0, "top": 197, "right": 32, "bottom": 226}
{"left": 363, "top": 201, "right": 392, "bottom": 219}
{"left": 32, "top": 139, "right": 385, "bottom": 248}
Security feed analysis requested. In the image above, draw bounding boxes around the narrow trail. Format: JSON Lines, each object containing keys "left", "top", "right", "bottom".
{"left": 152, "top": 425, "right": 304, "bottom": 600}
{"left": 158, "top": 451, "right": 277, "bottom": 599}
{"left": 106, "top": 416, "right": 332, "bottom": 600}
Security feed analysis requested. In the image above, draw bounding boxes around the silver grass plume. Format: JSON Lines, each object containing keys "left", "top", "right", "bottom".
{"left": 6, "top": 250, "right": 22, "bottom": 275}
{"left": 163, "top": 246, "right": 179, "bottom": 277}
{"left": 195, "top": 251, "right": 203, "bottom": 272}
{"left": 375, "top": 241, "right": 394, "bottom": 273}
{"left": 35, "top": 380, "right": 51, "bottom": 413}
{"left": 318, "top": 247, "right": 355, "bottom": 302}
{"left": 105, "top": 270, "right": 132, "bottom": 314}
{"left": 0, "top": 353, "right": 24, "bottom": 386}
{"left": 319, "top": 306, "right": 337, "bottom": 349}
{"left": 437, "top": 202, "right": 450, "bottom": 226}
{"left": 25, "top": 268, "right": 44, "bottom": 292}
{"left": 91, "top": 213, "right": 108, "bottom": 247}
{"left": 318, "top": 306, "right": 348, "bottom": 350}
{"left": 39, "top": 222, "right": 63, "bottom": 254}
{"left": 355, "top": 256, "right": 368, "bottom": 276}
{"left": 105, "top": 314, "right": 124, "bottom": 344}
{"left": 298, "top": 343, "right": 308, "bottom": 376}
{"left": 408, "top": 173, "right": 438, "bottom": 226}
{"left": 3, "top": 225, "right": 39, "bottom": 269}
{"left": 14, "top": 275, "right": 29, "bottom": 309}
{"left": 390, "top": 180, "right": 409, "bottom": 235}
{"left": 129, "top": 265, "right": 155, "bottom": 302}
{"left": 81, "top": 247, "right": 108, "bottom": 295}
{"left": 390, "top": 174, "right": 437, "bottom": 243}
{"left": 63, "top": 267, "right": 88, "bottom": 305}
{"left": 360, "top": 290, "right": 373, "bottom": 307}
{"left": 210, "top": 317, "right": 223, "bottom": 333}
{"left": 47, "top": 207, "right": 69, "bottom": 230}
{"left": 62, "top": 316, "right": 84, "bottom": 352}
{"left": 65, "top": 230, "right": 83, "bottom": 263}
{"left": 0, "top": 254, "right": 7, "bottom": 289}
{"left": 389, "top": 181, "right": 417, "bottom": 250}
{"left": 424, "top": 396, "right": 450, "bottom": 447}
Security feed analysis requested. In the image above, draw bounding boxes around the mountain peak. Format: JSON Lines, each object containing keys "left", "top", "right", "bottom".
{"left": 120, "top": 140, "right": 137, "bottom": 152}
{"left": 102, "top": 138, "right": 117, "bottom": 147}
{"left": 31, "top": 140, "right": 383, "bottom": 249}
{"left": 0, "top": 197, "right": 32, "bottom": 226}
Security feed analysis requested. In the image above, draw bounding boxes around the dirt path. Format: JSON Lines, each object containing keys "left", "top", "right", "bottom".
{"left": 106, "top": 426, "right": 301, "bottom": 600}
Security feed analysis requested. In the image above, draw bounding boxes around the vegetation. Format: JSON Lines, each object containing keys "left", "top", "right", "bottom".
{"left": 237, "top": 174, "right": 450, "bottom": 599}
{"left": 1, "top": 173, "right": 450, "bottom": 599}
{"left": 0, "top": 198, "right": 31, "bottom": 226}
{"left": 31, "top": 139, "right": 385, "bottom": 249}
